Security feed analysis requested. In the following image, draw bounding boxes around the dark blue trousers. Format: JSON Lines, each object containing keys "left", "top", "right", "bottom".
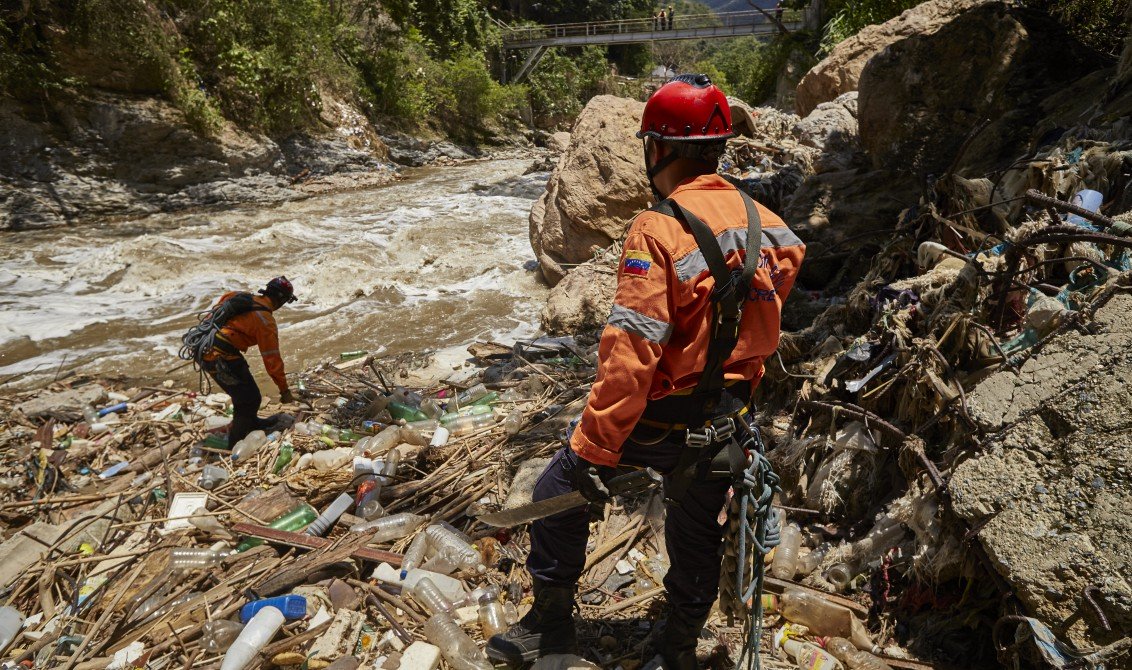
{"left": 526, "top": 426, "right": 731, "bottom": 620}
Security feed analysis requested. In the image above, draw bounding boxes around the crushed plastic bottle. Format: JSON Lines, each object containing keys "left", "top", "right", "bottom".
{"left": 189, "top": 509, "right": 231, "bottom": 537}
{"left": 221, "top": 606, "right": 285, "bottom": 670}
{"left": 502, "top": 410, "right": 523, "bottom": 436}
{"left": 424, "top": 524, "right": 486, "bottom": 573}
{"left": 771, "top": 522, "right": 802, "bottom": 579}
{"left": 412, "top": 577, "right": 456, "bottom": 614}
{"left": 420, "top": 398, "right": 444, "bottom": 419}
{"left": 350, "top": 512, "right": 428, "bottom": 540}
{"left": 231, "top": 430, "right": 269, "bottom": 461}
{"left": 371, "top": 563, "right": 465, "bottom": 603}
{"left": 797, "top": 542, "right": 831, "bottom": 576}
{"left": 402, "top": 532, "right": 431, "bottom": 575}
{"left": 311, "top": 447, "right": 353, "bottom": 471}
{"left": 477, "top": 596, "right": 507, "bottom": 638}
{"left": 826, "top": 637, "right": 894, "bottom": 670}
{"left": 422, "top": 612, "right": 493, "bottom": 670}
{"left": 201, "top": 620, "right": 244, "bottom": 654}
{"left": 780, "top": 588, "right": 875, "bottom": 652}
{"left": 305, "top": 493, "right": 353, "bottom": 536}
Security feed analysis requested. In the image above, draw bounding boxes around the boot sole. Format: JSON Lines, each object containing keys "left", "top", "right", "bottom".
{"left": 485, "top": 640, "right": 578, "bottom": 667}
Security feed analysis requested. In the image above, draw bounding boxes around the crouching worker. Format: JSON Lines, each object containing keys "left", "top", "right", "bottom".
{"left": 486, "top": 75, "right": 805, "bottom": 669}
{"left": 180, "top": 276, "right": 297, "bottom": 447}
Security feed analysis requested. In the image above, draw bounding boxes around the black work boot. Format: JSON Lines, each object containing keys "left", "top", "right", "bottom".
{"left": 654, "top": 609, "right": 709, "bottom": 670}
{"left": 486, "top": 581, "right": 577, "bottom": 666}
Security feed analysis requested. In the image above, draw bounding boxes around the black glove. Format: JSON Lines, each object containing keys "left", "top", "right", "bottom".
{"left": 574, "top": 456, "right": 613, "bottom": 504}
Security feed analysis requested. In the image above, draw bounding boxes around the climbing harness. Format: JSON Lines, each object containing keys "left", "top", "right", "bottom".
{"left": 178, "top": 293, "right": 269, "bottom": 393}
{"left": 648, "top": 187, "right": 782, "bottom": 668}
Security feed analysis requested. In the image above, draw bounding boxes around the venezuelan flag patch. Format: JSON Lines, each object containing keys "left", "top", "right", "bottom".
{"left": 623, "top": 250, "right": 653, "bottom": 277}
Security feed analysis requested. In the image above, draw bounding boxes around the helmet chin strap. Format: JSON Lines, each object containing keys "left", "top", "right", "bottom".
{"left": 643, "top": 139, "right": 680, "bottom": 201}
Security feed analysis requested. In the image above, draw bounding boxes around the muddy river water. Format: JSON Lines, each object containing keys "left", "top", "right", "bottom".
{"left": 0, "top": 159, "right": 550, "bottom": 391}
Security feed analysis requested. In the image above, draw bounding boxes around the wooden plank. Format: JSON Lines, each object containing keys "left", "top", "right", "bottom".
{"left": 231, "top": 523, "right": 402, "bottom": 566}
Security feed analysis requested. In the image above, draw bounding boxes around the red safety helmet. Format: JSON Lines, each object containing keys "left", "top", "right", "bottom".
{"left": 261, "top": 276, "right": 297, "bottom": 304}
{"left": 637, "top": 74, "right": 734, "bottom": 142}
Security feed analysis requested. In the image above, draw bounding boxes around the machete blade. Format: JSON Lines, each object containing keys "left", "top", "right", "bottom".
{"left": 476, "top": 491, "right": 589, "bottom": 527}
{"left": 476, "top": 467, "right": 663, "bottom": 527}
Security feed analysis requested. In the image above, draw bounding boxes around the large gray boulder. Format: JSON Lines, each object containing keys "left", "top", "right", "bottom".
{"left": 529, "top": 96, "right": 650, "bottom": 286}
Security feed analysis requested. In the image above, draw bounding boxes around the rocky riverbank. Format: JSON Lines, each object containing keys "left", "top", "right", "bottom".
{"left": 0, "top": 89, "right": 540, "bottom": 231}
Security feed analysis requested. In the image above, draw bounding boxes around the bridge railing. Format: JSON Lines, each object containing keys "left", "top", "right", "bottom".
{"left": 501, "top": 9, "right": 804, "bottom": 46}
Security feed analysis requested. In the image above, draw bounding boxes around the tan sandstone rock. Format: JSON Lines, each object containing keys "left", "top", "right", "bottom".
{"left": 794, "top": 0, "right": 987, "bottom": 117}
{"left": 529, "top": 95, "right": 650, "bottom": 286}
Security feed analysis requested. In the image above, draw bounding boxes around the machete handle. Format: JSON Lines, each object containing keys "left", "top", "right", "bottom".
{"left": 606, "top": 467, "right": 663, "bottom": 498}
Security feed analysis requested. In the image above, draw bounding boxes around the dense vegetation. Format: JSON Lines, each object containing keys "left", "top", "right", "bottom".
{"left": 0, "top": 0, "right": 1125, "bottom": 143}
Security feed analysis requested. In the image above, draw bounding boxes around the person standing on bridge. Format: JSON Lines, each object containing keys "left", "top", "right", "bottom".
{"left": 485, "top": 74, "right": 805, "bottom": 669}
{"left": 657, "top": 9, "right": 666, "bottom": 30}
{"left": 775, "top": 1, "right": 784, "bottom": 22}
{"left": 667, "top": 5, "right": 675, "bottom": 29}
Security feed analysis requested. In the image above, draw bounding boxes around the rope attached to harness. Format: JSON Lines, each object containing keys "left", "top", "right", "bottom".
{"left": 178, "top": 293, "right": 267, "bottom": 393}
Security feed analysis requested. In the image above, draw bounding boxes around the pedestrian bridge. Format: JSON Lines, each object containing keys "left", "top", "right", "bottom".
{"left": 500, "top": 9, "right": 805, "bottom": 82}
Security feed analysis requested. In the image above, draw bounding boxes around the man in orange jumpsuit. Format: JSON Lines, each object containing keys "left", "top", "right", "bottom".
{"left": 488, "top": 75, "right": 805, "bottom": 668}
{"left": 202, "top": 277, "right": 296, "bottom": 447}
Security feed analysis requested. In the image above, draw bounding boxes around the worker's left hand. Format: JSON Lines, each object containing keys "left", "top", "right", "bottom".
{"left": 574, "top": 456, "right": 613, "bottom": 504}
{"left": 279, "top": 389, "right": 295, "bottom": 404}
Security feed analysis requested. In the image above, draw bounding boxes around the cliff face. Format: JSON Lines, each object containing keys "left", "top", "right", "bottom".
{"left": 0, "top": 89, "right": 397, "bottom": 230}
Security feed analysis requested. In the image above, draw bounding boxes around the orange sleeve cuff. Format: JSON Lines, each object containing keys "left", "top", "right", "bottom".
{"left": 569, "top": 426, "right": 622, "bottom": 468}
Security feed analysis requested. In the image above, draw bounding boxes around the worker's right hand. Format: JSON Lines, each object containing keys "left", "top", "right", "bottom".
{"left": 574, "top": 456, "right": 612, "bottom": 504}
{"left": 279, "top": 389, "right": 295, "bottom": 404}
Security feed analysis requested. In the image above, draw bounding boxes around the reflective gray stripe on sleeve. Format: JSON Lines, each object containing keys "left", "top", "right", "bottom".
{"left": 674, "top": 226, "right": 805, "bottom": 282}
{"left": 607, "top": 304, "right": 673, "bottom": 344}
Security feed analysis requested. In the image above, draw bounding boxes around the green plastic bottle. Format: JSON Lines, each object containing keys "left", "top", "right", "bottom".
{"left": 236, "top": 503, "right": 318, "bottom": 552}
{"left": 470, "top": 392, "right": 499, "bottom": 407}
{"left": 339, "top": 350, "right": 368, "bottom": 361}
{"left": 388, "top": 401, "right": 428, "bottom": 423}
{"left": 203, "top": 434, "right": 229, "bottom": 450}
{"left": 272, "top": 443, "right": 294, "bottom": 474}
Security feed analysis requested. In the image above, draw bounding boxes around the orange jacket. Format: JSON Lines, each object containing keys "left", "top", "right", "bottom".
{"left": 570, "top": 174, "right": 805, "bottom": 467}
{"left": 207, "top": 292, "right": 289, "bottom": 392}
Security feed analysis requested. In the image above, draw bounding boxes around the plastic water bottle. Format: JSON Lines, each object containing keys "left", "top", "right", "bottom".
{"left": 455, "top": 384, "right": 489, "bottom": 406}
{"left": 231, "top": 431, "right": 268, "bottom": 461}
{"left": 371, "top": 563, "right": 465, "bottom": 603}
{"left": 420, "top": 398, "right": 444, "bottom": 419}
{"left": 826, "top": 637, "right": 894, "bottom": 670}
{"left": 169, "top": 547, "right": 226, "bottom": 570}
{"left": 304, "top": 493, "right": 353, "bottom": 536}
{"left": 0, "top": 606, "right": 24, "bottom": 652}
{"left": 201, "top": 620, "right": 244, "bottom": 654}
{"left": 355, "top": 476, "right": 384, "bottom": 520}
{"left": 220, "top": 606, "right": 285, "bottom": 670}
{"left": 781, "top": 588, "right": 875, "bottom": 652}
{"left": 797, "top": 542, "right": 831, "bottom": 576}
{"left": 349, "top": 512, "right": 428, "bottom": 540}
{"left": 770, "top": 523, "right": 802, "bottom": 579}
{"left": 446, "top": 414, "right": 497, "bottom": 437}
{"left": 503, "top": 410, "right": 523, "bottom": 436}
{"left": 425, "top": 525, "right": 486, "bottom": 573}
{"left": 412, "top": 577, "right": 456, "bottom": 615}
{"left": 402, "top": 532, "right": 431, "bottom": 575}
{"left": 477, "top": 597, "right": 508, "bottom": 638}
{"left": 782, "top": 638, "right": 844, "bottom": 670}
{"left": 422, "top": 612, "right": 493, "bottom": 670}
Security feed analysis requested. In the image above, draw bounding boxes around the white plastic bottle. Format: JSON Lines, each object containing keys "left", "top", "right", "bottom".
{"left": 230, "top": 430, "right": 268, "bottom": 461}
{"left": 371, "top": 563, "right": 465, "bottom": 603}
{"left": 305, "top": 493, "right": 354, "bottom": 536}
{"left": 220, "top": 606, "right": 285, "bottom": 670}
{"left": 350, "top": 512, "right": 428, "bottom": 540}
